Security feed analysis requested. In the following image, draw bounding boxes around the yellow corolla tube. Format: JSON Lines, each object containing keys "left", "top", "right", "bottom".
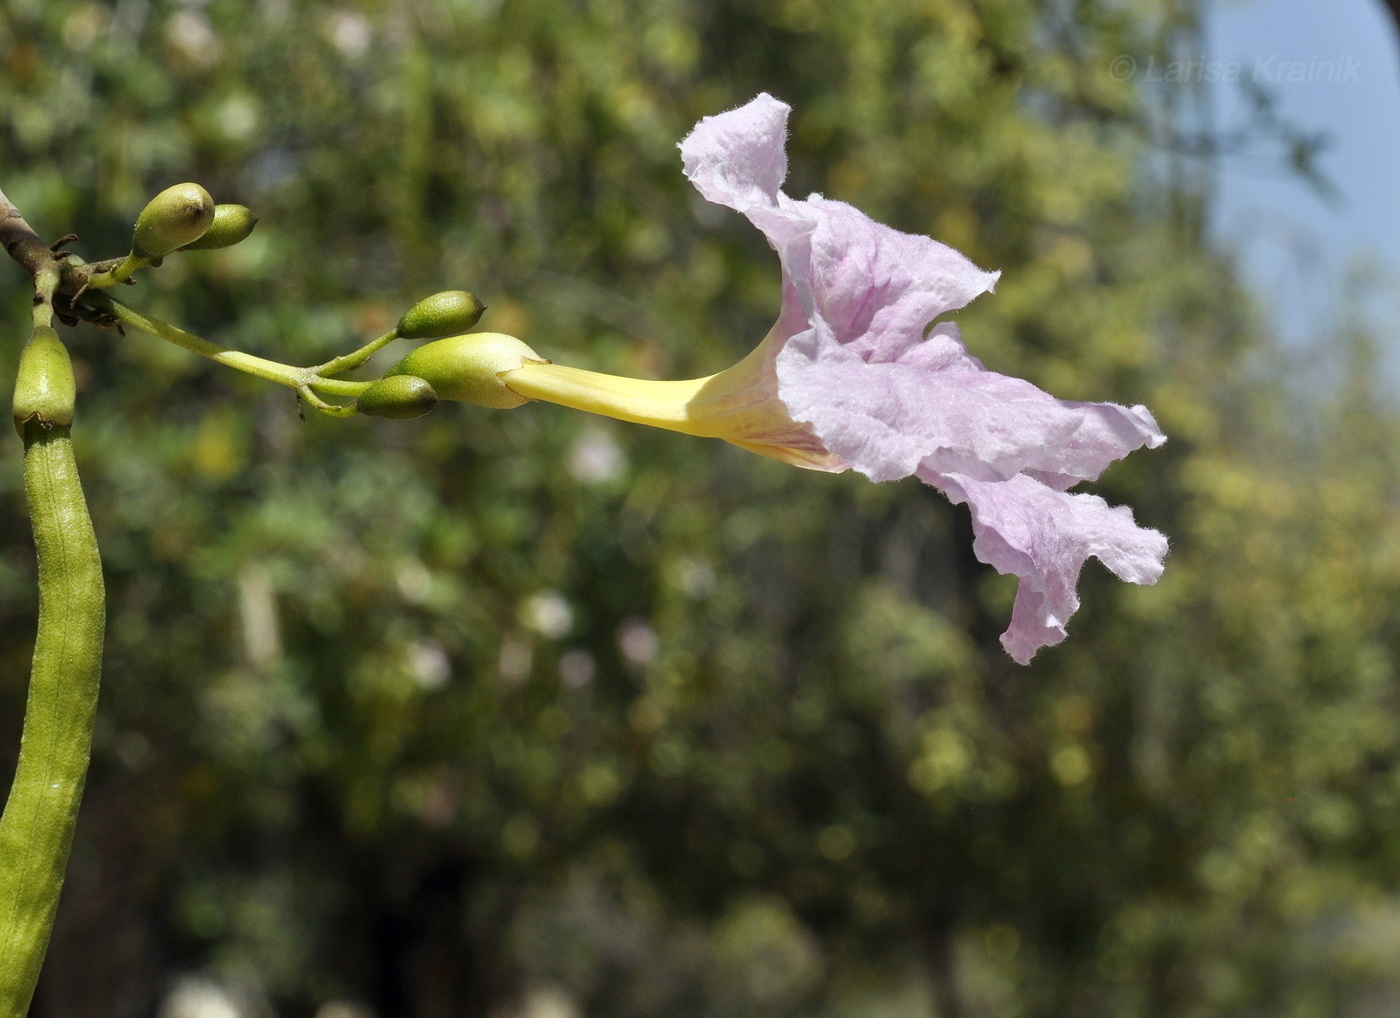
{"left": 386, "top": 332, "right": 845, "bottom": 472}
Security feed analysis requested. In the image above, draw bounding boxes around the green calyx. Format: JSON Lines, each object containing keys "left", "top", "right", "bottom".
{"left": 396, "top": 291, "right": 487, "bottom": 340}
{"left": 356, "top": 374, "right": 439, "bottom": 419}
{"left": 387, "top": 332, "right": 545, "bottom": 409}
{"left": 133, "top": 183, "right": 216, "bottom": 259}
{"left": 12, "top": 327, "right": 76, "bottom": 436}
{"left": 178, "top": 204, "right": 259, "bottom": 251}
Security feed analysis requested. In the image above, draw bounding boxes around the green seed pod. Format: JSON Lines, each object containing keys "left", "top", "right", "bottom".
{"left": 356, "top": 374, "right": 439, "bottom": 420}
{"left": 12, "top": 326, "right": 76, "bottom": 436}
{"left": 388, "top": 332, "right": 545, "bottom": 409}
{"left": 132, "top": 182, "right": 215, "bottom": 259}
{"left": 396, "top": 290, "right": 487, "bottom": 340}
{"left": 178, "top": 204, "right": 259, "bottom": 251}
{"left": 0, "top": 409, "right": 104, "bottom": 1012}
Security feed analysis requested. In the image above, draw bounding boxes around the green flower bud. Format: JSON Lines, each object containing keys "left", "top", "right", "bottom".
{"left": 396, "top": 291, "right": 487, "bottom": 340}
{"left": 178, "top": 204, "right": 259, "bottom": 251}
{"left": 388, "top": 332, "right": 545, "bottom": 409}
{"left": 132, "top": 183, "right": 215, "bottom": 259}
{"left": 13, "top": 326, "right": 76, "bottom": 435}
{"left": 356, "top": 374, "right": 438, "bottom": 420}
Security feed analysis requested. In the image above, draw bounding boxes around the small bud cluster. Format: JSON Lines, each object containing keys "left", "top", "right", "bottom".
{"left": 94, "top": 182, "right": 262, "bottom": 290}
{"left": 71, "top": 184, "right": 542, "bottom": 426}
{"left": 356, "top": 291, "right": 537, "bottom": 419}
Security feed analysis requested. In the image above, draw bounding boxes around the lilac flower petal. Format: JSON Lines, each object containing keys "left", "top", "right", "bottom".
{"left": 680, "top": 95, "right": 1000, "bottom": 357}
{"left": 778, "top": 322, "right": 1166, "bottom": 485}
{"left": 797, "top": 196, "right": 1000, "bottom": 360}
{"left": 924, "top": 469, "right": 1168, "bottom": 663}
{"left": 680, "top": 93, "right": 790, "bottom": 212}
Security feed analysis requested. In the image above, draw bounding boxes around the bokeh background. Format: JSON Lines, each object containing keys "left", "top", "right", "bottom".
{"left": 2, "top": 0, "right": 1400, "bottom": 1015}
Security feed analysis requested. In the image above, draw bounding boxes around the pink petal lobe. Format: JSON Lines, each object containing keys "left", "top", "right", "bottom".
{"left": 778, "top": 322, "right": 1165, "bottom": 485}
{"left": 923, "top": 469, "right": 1168, "bottom": 664}
{"left": 679, "top": 93, "right": 790, "bottom": 213}
{"left": 679, "top": 96, "right": 1000, "bottom": 358}
{"left": 796, "top": 197, "right": 1000, "bottom": 361}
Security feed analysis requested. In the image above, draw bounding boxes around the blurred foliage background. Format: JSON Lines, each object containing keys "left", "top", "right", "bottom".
{"left": 3, "top": 0, "right": 1400, "bottom": 1015}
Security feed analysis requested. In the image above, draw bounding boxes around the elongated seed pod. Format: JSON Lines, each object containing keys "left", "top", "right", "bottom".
{"left": 0, "top": 331, "right": 105, "bottom": 1013}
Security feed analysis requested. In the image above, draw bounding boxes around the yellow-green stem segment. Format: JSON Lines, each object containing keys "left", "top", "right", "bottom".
{"left": 81, "top": 292, "right": 374, "bottom": 416}
{"left": 0, "top": 336, "right": 105, "bottom": 1014}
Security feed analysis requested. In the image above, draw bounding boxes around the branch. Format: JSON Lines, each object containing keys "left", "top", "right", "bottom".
{"left": 0, "top": 186, "right": 57, "bottom": 284}
{"left": 0, "top": 184, "right": 121, "bottom": 308}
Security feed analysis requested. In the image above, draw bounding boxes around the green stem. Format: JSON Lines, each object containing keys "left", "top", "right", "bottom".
{"left": 0, "top": 418, "right": 105, "bottom": 1012}
{"left": 30, "top": 267, "right": 58, "bottom": 331}
{"left": 80, "top": 252, "right": 148, "bottom": 291}
{"left": 82, "top": 292, "right": 373, "bottom": 404}
{"left": 312, "top": 328, "right": 401, "bottom": 377}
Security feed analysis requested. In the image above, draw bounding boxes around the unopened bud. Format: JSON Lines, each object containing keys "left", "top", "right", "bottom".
{"left": 179, "top": 204, "right": 259, "bottom": 250}
{"left": 356, "top": 374, "right": 438, "bottom": 420}
{"left": 387, "top": 332, "right": 545, "bottom": 409}
{"left": 13, "top": 326, "right": 76, "bottom": 435}
{"left": 396, "top": 291, "right": 487, "bottom": 340}
{"left": 133, "top": 182, "right": 215, "bottom": 259}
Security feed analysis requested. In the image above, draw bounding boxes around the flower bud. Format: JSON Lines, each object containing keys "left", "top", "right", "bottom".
{"left": 13, "top": 326, "right": 76, "bottom": 435}
{"left": 356, "top": 374, "right": 438, "bottom": 420}
{"left": 179, "top": 204, "right": 259, "bottom": 251}
{"left": 396, "top": 291, "right": 487, "bottom": 340}
{"left": 387, "top": 332, "right": 545, "bottom": 409}
{"left": 133, "top": 183, "right": 216, "bottom": 259}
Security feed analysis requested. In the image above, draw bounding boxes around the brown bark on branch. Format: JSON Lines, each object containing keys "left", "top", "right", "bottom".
{"left": 0, "top": 188, "right": 126, "bottom": 310}
{"left": 0, "top": 186, "right": 58, "bottom": 283}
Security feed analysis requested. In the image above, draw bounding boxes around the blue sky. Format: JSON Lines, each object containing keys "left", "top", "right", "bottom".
{"left": 1205, "top": 0, "right": 1400, "bottom": 346}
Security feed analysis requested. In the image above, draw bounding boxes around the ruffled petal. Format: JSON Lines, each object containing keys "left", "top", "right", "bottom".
{"left": 923, "top": 469, "right": 1168, "bottom": 663}
{"left": 778, "top": 322, "right": 1165, "bottom": 485}
{"left": 679, "top": 93, "right": 790, "bottom": 214}
{"left": 679, "top": 96, "right": 999, "bottom": 359}
{"left": 795, "top": 197, "right": 1000, "bottom": 359}
{"left": 679, "top": 95, "right": 818, "bottom": 343}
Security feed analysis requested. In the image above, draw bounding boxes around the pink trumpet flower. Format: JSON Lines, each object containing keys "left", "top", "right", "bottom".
{"left": 394, "top": 94, "right": 1168, "bottom": 662}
